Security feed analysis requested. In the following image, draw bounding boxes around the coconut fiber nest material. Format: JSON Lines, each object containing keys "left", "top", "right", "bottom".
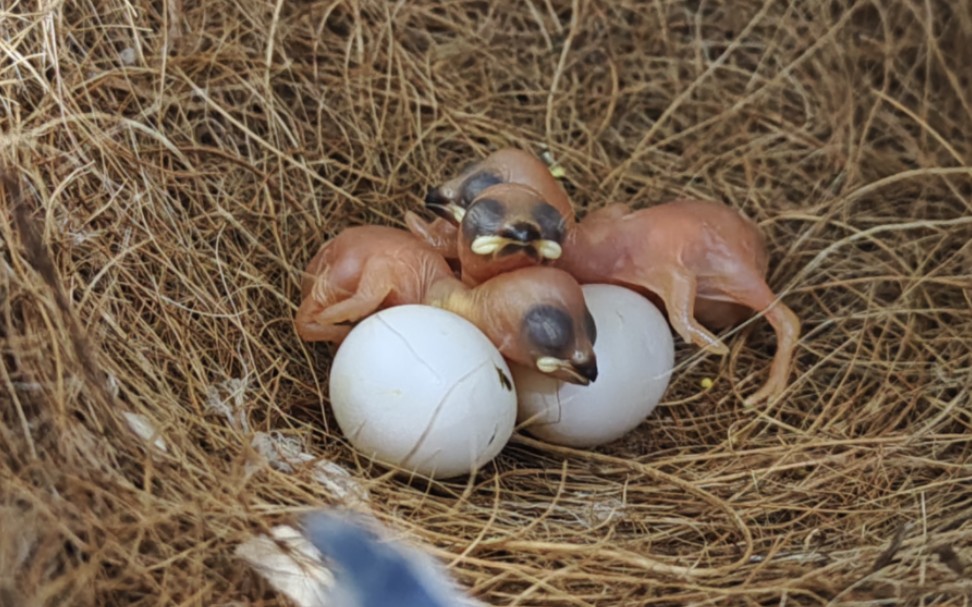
{"left": 2, "top": 0, "right": 971, "bottom": 605}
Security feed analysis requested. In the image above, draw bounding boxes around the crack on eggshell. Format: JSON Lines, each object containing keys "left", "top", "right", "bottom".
{"left": 375, "top": 315, "right": 443, "bottom": 384}
{"left": 398, "top": 358, "right": 492, "bottom": 472}
{"left": 552, "top": 381, "right": 564, "bottom": 425}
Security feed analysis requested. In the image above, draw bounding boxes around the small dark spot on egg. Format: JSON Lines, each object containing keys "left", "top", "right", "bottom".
{"left": 496, "top": 366, "right": 513, "bottom": 391}
{"left": 487, "top": 427, "right": 498, "bottom": 446}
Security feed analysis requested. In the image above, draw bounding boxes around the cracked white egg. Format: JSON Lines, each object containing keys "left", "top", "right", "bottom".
{"left": 512, "top": 284, "right": 675, "bottom": 448}
{"left": 328, "top": 305, "right": 517, "bottom": 480}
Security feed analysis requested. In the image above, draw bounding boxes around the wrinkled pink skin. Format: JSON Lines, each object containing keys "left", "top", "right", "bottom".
{"left": 296, "top": 225, "right": 455, "bottom": 343}
{"left": 457, "top": 265, "right": 597, "bottom": 384}
{"left": 403, "top": 214, "right": 459, "bottom": 260}
{"left": 556, "top": 199, "right": 802, "bottom": 405}
{"left": 294, "top": 225, "right": 596, "bottom": 384}
{"left": 416, "top": 147, "right": 800, "bottom": 402}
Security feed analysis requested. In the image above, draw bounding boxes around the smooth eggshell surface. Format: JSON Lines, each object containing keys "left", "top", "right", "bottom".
{"left": 328, "top": 305, "right": 517, "bottom": 479}
{"left": 512, "top": 284, "right": 675, "bottom": 448}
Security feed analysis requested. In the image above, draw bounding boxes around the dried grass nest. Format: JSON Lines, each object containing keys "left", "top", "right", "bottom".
{"left": 2, "top": 0, "right": 971, "bottom": 605}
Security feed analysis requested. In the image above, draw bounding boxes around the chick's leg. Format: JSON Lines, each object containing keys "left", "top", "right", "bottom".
{"left": 295, "top": 260, "right": 394, "bottom": 342}
{"left": 404, "top": 211, "right": 458, "bottom": 258}
{"left": 295, "top": 246, "right": 353, "bottom": 342}
{"left": 714, "top": 274, "right": 801, "bottom": 405}
{"left": 634, "top": 268, "right": 730, "bottom": 355}
{"left": 294, "top": 298, "right": 353, "bottom": 343}
{"left": 295, "top": 289, "right": 355, "bottom": 343}
{"left": 310, "top": 275, "right": 393, "bottom": 327}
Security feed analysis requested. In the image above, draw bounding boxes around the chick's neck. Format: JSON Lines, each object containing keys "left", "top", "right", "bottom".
{"left": 423, "top": 278, "right": 516, "bottom": 356}
{"left": 424, "top": 276, "right": 473, "bottom": 319}
{"left": 556, "top": 222, "right": 617, "bottom": 282}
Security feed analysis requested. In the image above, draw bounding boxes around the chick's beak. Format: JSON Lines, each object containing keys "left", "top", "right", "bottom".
{"left": 536, "top": 354, "right": 598, "bottom": 386}
{"left": 572, "top": 356, "right": 598, "bottom": 384}
{"left": 469, "top": 235, "right": 562, "bottom": 260}
{"left": 424, "top": 187, "right": 446, "bottom": 207}
{"left": 424, "top": 188, "right": 465, "bottom": 223}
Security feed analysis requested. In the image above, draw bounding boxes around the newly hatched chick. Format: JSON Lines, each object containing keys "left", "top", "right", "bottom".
{"left": 295, "top": 226, "right": 598, "bottom": 384}
{"left": 406, "top": 183, "right": 566, "bottom": 285}
{"left": 301, "top": 510, "right": 479, "bottom": 607}
{"left": 296, "top": 225, "right": 454, "bottom": 344}
{"left": 426, "top": 265, "right": 598, "bottom": 384}
{"left": 407, "top": 147, "right": 574, "bottom": 283}
{"left": 423, "top": 147, "right": 575, "bottom": 226}
{"left": 555, "top": 199, "right": 801, "bottom": 405}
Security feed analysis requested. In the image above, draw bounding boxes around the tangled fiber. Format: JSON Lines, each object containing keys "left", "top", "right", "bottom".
{"left": 2, "top": 0, "right": 971, "bottom": 604}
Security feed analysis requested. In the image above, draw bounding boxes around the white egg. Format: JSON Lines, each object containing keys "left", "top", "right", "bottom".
{"left": 512, "top": 284, "right": 675, "bottom": 448}
{"left": 328, "top": 305, "right": 517, "bottom": 480}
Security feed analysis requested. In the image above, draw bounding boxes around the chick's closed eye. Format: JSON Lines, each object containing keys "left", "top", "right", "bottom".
{"left": 531, "top": 201, "right": 567, "bottom": 241}
{"left": 522, "top": 305, "right": 574, "bottom": 355}
{"left": 461, "top": 197, "right": 507, "bottom": 242}
{"left": 460, "top": 171, "right": 504, "bottom": 206}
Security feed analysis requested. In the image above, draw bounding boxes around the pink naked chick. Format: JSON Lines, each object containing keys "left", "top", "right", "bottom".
{"left": 555, "top": 199, "right": 802, "bottom": 405}
{"left": 406, "top": 182, "right": 566, "bottom": 286}
{"left": 405, "top": 147, "right": 576, "bottom": 269}
{"left": 295, "top": 225, "right": 598, "bottom": 385}
{"left": 423, "top": 147, "right": 575, "bottom": 227}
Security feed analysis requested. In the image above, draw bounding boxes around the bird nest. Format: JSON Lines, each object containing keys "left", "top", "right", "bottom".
{"left": 1, "top": 0, "right": 971, "bottom": 605}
